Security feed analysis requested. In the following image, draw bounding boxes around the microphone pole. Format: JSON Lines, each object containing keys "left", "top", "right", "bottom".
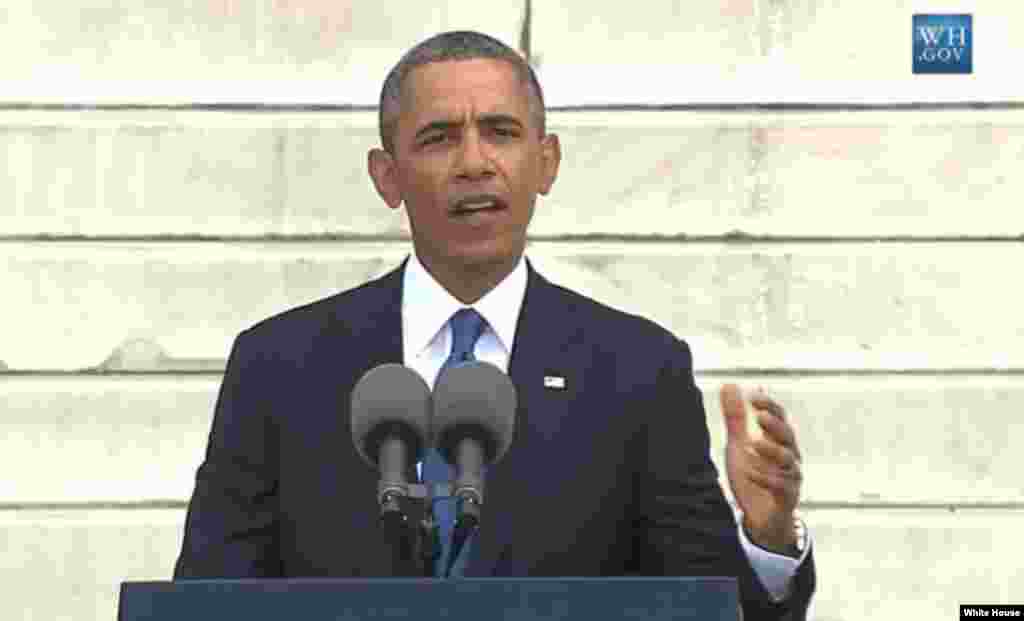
{"left": 351, "top": 363, "right": 436, "bottom": 576}
{"left": 432, "top": 362, "right": 517, "bottom": 575}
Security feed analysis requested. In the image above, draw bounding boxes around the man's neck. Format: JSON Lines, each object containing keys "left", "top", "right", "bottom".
{"left": 417, "top": 253, "right": 522, "bottom": 305}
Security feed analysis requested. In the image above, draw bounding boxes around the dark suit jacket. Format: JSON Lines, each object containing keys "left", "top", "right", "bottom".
{"left": 175, "top": 257, "right": 815, "bottom": 619}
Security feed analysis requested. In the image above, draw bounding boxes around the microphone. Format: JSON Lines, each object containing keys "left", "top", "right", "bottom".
{"left": 350, "top": 363, "right": 432, "bottom": 515}
{"left": 431, "top": 361, "right": 517, "bottom": 531}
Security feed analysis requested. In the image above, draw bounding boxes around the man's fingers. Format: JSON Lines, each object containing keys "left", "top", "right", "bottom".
{"left": 751, "top": 438, "right": 801, "bottom": 471}
{"left": 720, "top": 384, "right": 749, "bottom": 442}
{"left": 747, "top": 467, "right": 801, "bottom": 496}
{"left": 744, "top": 442, "right": 802, "bottom": 478}
{"left": 726, "top": 388, "right": 804, "bottom": 518}
{"left": 753, "top": 407, "right": 802, "bottom": 461}
{"left": 755, "top": 408, "right": 795, "bottom": 445}
{"left": 750, "top": 393, "right": 786, "bottom": 419}
{"left": 724, "top": 386, "right": 804, "bottom": 464}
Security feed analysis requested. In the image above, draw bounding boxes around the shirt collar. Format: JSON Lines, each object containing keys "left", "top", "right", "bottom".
{"left": 402, "top": 250, "right": 527, "bottom": 356}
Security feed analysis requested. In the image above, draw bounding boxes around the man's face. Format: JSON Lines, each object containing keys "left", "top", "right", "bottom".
{"left": 370, "top": 58, "right": 560, "bottom": 277}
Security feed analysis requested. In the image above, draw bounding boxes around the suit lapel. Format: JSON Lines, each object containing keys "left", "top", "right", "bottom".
{"left": 337, "top": 259, "right": 406, "bottom": 372}
{"left": 466, "top": 258, "right": 586, "bottom": 576}
{"left": 326, "top": 258, "right": 408, "bottom": 493}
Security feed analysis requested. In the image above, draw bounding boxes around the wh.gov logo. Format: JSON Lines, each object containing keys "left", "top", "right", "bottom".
{"left": 913, "top": 14, "right": 972, "bottom": 74}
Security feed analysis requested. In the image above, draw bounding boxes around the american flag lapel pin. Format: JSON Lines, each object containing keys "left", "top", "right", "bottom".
{"left": 543, "top": 374, "right": 566, "bottom": 390}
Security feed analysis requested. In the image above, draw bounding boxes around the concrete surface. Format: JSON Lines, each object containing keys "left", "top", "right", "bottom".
{"left": 1, "top": 241, "right": 1022, "bottom": 371}
{"left": 0, "top": 1, "right": 524, "bottom": 104}
{"left": 532, "top": 0, "right": 1021, "bottom": 104}
{"left": 4, "top": 2, "right": 1018, "bottom": 105}
{"left": 3, "top": 109, "right": 1024, "bottom": 237}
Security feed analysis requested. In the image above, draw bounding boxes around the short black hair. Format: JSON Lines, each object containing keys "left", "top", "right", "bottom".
{"left": 378, "top": 30, "right": 546, "bottom": 154}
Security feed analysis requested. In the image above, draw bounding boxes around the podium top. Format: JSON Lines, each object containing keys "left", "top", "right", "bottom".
{"left": 120, "top": 577, "right": 739, "bottom": 621}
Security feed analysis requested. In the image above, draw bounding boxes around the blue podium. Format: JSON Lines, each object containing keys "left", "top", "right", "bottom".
{"left": 119, "top": 577, "right": 739, "bottom": 620}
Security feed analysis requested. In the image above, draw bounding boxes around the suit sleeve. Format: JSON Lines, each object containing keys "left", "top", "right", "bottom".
{"left": 174, "top": 329, "right": 282, "bottom": 578}
{"left": 633, "top": 332, "right": 815, "bottom": 620}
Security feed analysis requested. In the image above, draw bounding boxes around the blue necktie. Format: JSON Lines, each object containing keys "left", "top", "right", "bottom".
{"left": 423, "top": 308, "right": 487, "bottom": 577}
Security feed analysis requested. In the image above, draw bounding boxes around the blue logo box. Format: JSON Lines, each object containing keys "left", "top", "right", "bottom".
{"left": 913, "top": 14, "right": 972, "bottom": 74}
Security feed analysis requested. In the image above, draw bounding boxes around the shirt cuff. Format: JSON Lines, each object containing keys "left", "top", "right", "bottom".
{"left": 735, "top": 510, "right": 813, "bottom": 602}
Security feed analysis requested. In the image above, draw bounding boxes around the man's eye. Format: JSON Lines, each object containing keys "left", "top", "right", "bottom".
{"left": 421, "top": 134, "right": 445, "bottom": 145}
{"left": 493, "top": 127, "right": 517, "bottom": 137}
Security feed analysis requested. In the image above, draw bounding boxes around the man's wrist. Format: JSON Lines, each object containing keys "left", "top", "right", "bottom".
{"left": 744, "top": 515, "right": 803, "bottom": 558}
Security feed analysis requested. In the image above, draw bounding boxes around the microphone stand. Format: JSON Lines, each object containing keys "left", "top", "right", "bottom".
{"left": 378, "top": 483, "right": 450, "bottom": 577}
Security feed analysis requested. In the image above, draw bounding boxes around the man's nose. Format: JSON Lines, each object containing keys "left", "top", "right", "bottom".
{"left": 454, "top": 130, "right": 495, "bottom": 179}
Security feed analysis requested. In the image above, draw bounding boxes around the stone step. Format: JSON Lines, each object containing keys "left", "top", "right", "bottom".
{"left": 3, "top": 109, "right": 1023, "bottom": 237}
{"left": 806, "top": 508, "right": 1023, "bottom": 620}
{"left": 0, "top": 241, "right": 1021, "bottom": 371}
{"left": 0, "top": 508, "right": 183, "bottom": 621}
{"left": 0, "top": 376, "right": 216, "bottom": 504}
{"left": 704, "top": 375, "right": 1024, "bottom": 506}
{"left": 0, "top": 1, "right": 522, "bottom": 104}
{"left": 3, "top": 375, "right": 1021, "bottom": 505}
{"left": 533, "top": 1, "right": 1018, "bottom": 105}
{"left": 1, "top": 506, "right": 1018, "bottom": 621}
{"left": 2, "top": 3, "right": 1015, "bottom": 105}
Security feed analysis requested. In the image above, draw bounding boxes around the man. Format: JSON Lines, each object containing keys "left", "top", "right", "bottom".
{"left": 175, "top": 30, "right": 816, "bottom": 619}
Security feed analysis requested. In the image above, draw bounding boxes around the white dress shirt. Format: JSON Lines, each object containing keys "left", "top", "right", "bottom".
{"left": 401, "top": 251, "right": 809, "bottom": 600}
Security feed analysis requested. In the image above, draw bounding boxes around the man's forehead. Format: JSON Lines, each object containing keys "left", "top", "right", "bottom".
{"left": 400, "top": 58, "right": 531, "bottom": 117}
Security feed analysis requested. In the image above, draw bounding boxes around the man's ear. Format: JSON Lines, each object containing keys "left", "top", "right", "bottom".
{"left": 537, "top": 133, "right": 562, "bottom": 196}
{"left": 368, "top": 148, "right": 403, "bottom": 210}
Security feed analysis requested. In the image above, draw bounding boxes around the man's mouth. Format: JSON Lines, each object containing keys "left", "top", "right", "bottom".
{"left": 450, "top": 194, "right": 507, "bottom": 215}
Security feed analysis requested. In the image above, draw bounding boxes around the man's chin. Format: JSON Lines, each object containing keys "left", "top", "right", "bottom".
{"left": 451, "top": 250, "right": 520, "bottom": 272}
{"left": 441, "top": 242, "right": 523, "bottom": 273}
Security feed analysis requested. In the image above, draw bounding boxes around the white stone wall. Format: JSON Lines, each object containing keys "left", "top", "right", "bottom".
{"left": 1, "top": 2, "right": 1021, "bottom": 620}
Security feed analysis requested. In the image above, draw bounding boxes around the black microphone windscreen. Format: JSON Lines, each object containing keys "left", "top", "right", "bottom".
{"left": 350, "top": 363, "right": 431, "bottom": 469}
{"left": 432, "top": 361, "right": 517, "bottom": 465}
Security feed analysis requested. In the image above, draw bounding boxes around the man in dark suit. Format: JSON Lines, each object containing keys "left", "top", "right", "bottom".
{"left": 175, "top": 30, "right": 816, "bottom": 619}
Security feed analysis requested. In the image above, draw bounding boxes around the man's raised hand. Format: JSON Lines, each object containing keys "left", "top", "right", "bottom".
{"left": 720, "top": 383, "right": 803, "bottom": 555}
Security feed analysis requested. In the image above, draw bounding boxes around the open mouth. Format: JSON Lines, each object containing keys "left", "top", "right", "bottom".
{"left": 450, "top": 194, "right": 508, "bottom": 216}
